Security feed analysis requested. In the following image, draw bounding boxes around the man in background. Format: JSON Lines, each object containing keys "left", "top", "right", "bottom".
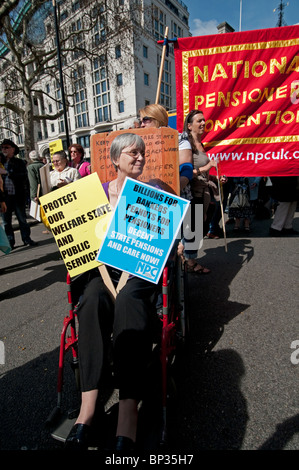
{"left": 1, "top": 139, "right": 38, "bottom": 249}
{"left": 27, "top": 150, "right": 44, "bottom": 202}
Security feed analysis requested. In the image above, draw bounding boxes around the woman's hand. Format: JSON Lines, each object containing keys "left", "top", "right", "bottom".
{"left": 0, "top": 201, "right": 7, "bottom": 213}
{"left": 57, "top": 179, "right": 68, "bottom": 188}
{"left": 220, "top": 175, "right": 228, "bottom": 183}
{"left": 177, "top": 241, "right": 185, "bottom": 261}
{"left": 209, "top": 160, "right": 218, "bottom": 169}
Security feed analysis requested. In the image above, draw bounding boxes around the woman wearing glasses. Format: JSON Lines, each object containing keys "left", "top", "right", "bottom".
{"left": 139, "top": 103, "right": 168, "bottom": 128}
{"left": 65, "top": 133, "right": 160, "bottom": 452}
{"left": 69, "top": 143, "right": 91, "bottom": 178}
{"left": 50, "top": 150, "right": 81, "bottom": 190}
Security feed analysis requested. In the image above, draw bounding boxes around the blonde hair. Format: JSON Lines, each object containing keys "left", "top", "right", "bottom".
{"left": 139, "top": 104, "right": 168, "bottom": 128}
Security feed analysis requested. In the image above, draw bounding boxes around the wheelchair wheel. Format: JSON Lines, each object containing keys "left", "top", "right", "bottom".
{"left": 176, "top": 257, "right": 190, "bottom": 347}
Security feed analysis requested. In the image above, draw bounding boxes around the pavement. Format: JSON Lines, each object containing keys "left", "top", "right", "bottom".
{"left": 0, "top": 207, "right": 298, "bottom": 456}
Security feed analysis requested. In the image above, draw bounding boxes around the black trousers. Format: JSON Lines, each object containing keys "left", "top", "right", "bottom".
{"left": 76, "top": 271, "right": 114, "bottom": 392}
{"left": 3, "top": 194, "right": 31, "bottom": 246}
{"left": 113, "top": 276, "right": 159, "bottom": 400}
{"left": 76, "top": 270, "right": 159, "bottom": 399}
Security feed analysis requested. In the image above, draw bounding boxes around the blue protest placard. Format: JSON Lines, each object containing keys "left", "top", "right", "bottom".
{"left": 97, "top": 177, "right": 190, "bottom": 284}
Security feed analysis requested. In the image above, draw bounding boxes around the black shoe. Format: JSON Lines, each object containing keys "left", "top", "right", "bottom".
{"left": 115, "top": 436, "right": 135, "bottom": 453}
{"left": 64, "top": 423, "right": 90, "bottom": 450}
{"left": 206, "top": 231, "right": 220, "bottom": 239}
{"left": 24, "top": 239, "right": 38, "bottom": 247}
{"left": 269, "top": 227, "right": 282, "bottom": 237}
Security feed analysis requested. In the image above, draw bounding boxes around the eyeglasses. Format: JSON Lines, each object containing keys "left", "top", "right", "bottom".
{"left": 70, "top": 150, "right": 79, "bottom": 153}
{"left": 140, "top": 116, "right": 153, "bottom": 124}
{"left": 121, "top": 149, "right": 145, "bottom": 159}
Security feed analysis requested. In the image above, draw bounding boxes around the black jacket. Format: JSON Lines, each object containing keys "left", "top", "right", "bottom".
{"left": 3, "top": 156, "right": 29, "bottom": 201}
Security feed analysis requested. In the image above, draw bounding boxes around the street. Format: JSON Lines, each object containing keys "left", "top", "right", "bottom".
{"left": 0, "top": 210, "right": 298, "bottom": 453}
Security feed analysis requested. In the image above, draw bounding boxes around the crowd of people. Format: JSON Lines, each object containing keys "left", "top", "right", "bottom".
{"left": 0, "top": 141, "right": 91, "bottom": 251}
{"left": 0, "top": 103, "right": 298, "bottom": 452}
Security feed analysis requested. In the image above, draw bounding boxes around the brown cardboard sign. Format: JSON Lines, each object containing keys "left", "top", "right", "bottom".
{"left": 90, "top": 128, "right": 180, "bottom": 195}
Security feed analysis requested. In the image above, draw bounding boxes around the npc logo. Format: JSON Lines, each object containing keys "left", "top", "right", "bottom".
{"left": 135, "top": 261, "right": 158, "bottom": 280}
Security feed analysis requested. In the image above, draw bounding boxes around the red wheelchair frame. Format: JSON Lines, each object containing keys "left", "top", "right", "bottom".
{"left": 47, "top": 245, "right": 188, "bottom": 448}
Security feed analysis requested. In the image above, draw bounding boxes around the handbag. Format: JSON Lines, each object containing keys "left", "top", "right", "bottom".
{"left": 230, "top": 185, "right": 250, "bottom": 209}
{"left": 0, "top": 224, "right": 11, "bottom": 254}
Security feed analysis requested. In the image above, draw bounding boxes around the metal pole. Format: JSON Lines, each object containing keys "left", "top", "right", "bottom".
{"left": 155, "top": 27, "right": 169, "bottom": 105}
{"left": 239, "top": 0, "right": 242, "bottom": 31}
{"left": 52, "top": 0, "right": 70, "bottom": 154}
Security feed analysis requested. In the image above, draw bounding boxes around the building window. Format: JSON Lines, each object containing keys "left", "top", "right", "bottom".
{"left": 72, "top": 18, "right": 85, "bottom": 60}
{"left": 77, "top": 135, "right": 90, "bottom": 149}
{"left": 72, "top": 1, "right": 80, "bottom": 12}
{"left": 118, "top": 101, "right": 124, "bottom": 113}
{"left": 157, "top": 56, "right": 172, "bottom": 109}
{"left": 143, "top": 45, "right": 148, "bottom": 58}
{"left": 116, "top": 73, "right": 123, "bottom": 86}
{"left": 92, "top": 15, "right": 106, "bottom": 47}
{"left": 73, "top": 66, "right": 89, "bottom": 128}
{"left": 51, "top": 124, "right": 55, "bottom": 132}
{"left": 92, "top": 56, "right": 111, "bottom": 123}
{"left": 144, "top": 73, "right": 149, "bottom": 86}
{"left": 115, "top": 45, "right": 121, "bottom": 59}
{"left": 60, "top": 10, "right": 68, "bottom": 22}
{"left": 153, "top": 8, "right": 166, "bottom": 41}
{"left": 55, "top": 81, "right": 66, "bottom": 133}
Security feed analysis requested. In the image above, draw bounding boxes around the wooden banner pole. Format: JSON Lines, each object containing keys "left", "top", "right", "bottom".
{"left": 216, "top": 162, "right": 228, "bottom": 252}
{"left": 155, "top": 27, "right": 169, "bottom": 104}
{"left": 35, "top": 184, "right": 40, "bottom": 219}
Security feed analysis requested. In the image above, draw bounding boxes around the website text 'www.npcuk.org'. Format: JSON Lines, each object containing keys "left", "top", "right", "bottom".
{"left": 208, "top": 149, "right": 299, "bottom": 164}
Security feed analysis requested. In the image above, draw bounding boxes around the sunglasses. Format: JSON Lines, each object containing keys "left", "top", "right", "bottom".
{"left": 140, "top": 116, "right": 153, "bottom": 124}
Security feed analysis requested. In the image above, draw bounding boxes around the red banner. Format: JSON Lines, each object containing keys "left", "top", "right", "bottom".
{"left": 174, "top": 26, "right": 299, "bottom": 176}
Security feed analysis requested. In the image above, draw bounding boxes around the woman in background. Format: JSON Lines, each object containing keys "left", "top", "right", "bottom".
{"left": 139, "top": 103, "right": 168, "bottom": 128}
{"left": 178, "top": 110, "right": 218, "bottom": 274}
{"left": 50, "top": 150, "right": 81, "bottom": 190}
{"left": 69, "top": 143, "right": 91, "bottom": 178}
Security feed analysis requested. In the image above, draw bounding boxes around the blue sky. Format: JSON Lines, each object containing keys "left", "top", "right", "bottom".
{"left": 185, "top": 0, "right": 299, "bottom": 36}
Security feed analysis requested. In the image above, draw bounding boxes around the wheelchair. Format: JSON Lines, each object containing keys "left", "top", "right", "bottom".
{"left": 46, "top": 239, "right": 189, "bottom": 450}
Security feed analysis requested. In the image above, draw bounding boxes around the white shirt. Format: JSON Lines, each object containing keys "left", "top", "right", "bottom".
{"left": 50, "top": 166, "right": 81, "bottom": 188}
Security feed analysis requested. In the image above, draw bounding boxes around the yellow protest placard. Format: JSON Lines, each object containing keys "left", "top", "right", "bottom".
{"left": 39, "top": 173, "right": 112, "bottom": 277}
{"left": 49, "top": 139, "right": 63, "bottom": 157}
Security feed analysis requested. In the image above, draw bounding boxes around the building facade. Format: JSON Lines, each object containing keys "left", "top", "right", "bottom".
{"left": 0, "top": 0, "right": 190, "bottom": 160}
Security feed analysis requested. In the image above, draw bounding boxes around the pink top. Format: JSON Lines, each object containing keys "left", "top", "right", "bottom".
{"left": 75, "top": 160, "right": 91, "bottom": 177}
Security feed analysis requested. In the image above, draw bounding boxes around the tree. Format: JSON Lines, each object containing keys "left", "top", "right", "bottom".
{"left": 0, "top": 0, "right": 148, "bottom": 158}
{"left": 0, "top": 0, "right": 20, "bottom": 28}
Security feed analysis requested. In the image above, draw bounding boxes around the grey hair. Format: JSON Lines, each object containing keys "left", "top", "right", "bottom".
{"left": 123, "top": 117, "right": 140, "bottom": 129}
{"left": 29, "top": 150, "right": 40, "bottom": 161}
{"left": 110, "top": 133, "right": 145, "bottom": 170}
{"left": 52, "top": 150, "right": 67, "bottom": 160}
